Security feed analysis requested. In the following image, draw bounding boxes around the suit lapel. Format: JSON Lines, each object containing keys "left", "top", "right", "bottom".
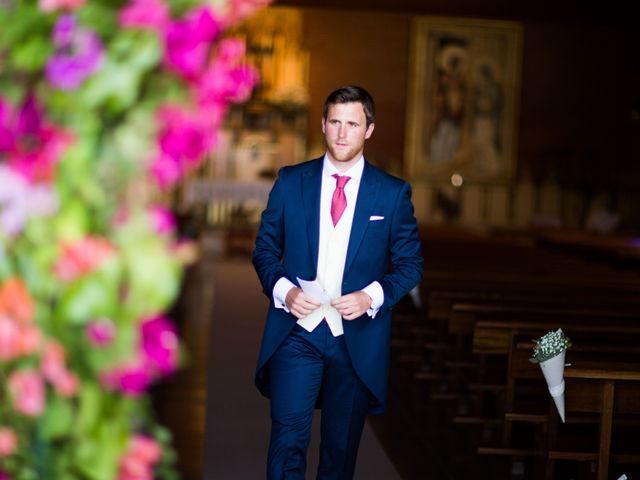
{"left": 345, "top": 161, "right": 380, "bottom": 273}
{"left": 301, "top": 158, "right": 323, "bottom": 272}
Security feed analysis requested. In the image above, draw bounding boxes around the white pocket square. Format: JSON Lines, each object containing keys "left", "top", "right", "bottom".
{"left": 369, "top": 215, "right": 384, "bottom": 221}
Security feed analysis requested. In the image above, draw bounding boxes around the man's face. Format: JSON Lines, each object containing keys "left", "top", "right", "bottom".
{"left": 322, "top": 102, "right": 374, "bottom": 168}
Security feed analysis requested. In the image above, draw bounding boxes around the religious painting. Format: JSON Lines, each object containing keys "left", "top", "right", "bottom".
{"left": 405, "top": 17, "right": 522, "bottom": 184}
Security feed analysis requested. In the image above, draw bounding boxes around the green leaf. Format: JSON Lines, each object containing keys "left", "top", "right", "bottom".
{"left": 75, "top": 383, "right": 102, "bottom": 436}
{"left": 41, "top": 396, "right": 74, "bottom": 440}
{"left": 122, "top": 242, "right": 180, "bottom": 318}
{"left": 9, "top": 35, "right": 53, "bottom": 72}
{"left": 79, "top": 59, "right": 143, "bottom": 114}
{"left": 57, "top": 273, "right": 117, "bottom": 325}
{"left": 53, "top": 203, "right": 90, "bottom": 240}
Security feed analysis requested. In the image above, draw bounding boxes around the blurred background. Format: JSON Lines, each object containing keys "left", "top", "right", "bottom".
{"left": 156, "top": 2, "right": 640, "bottom": 480}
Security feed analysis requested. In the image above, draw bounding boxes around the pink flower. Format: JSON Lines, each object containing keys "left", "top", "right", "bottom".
{"left": 130, "top": 435, "right": 162, "bottom": 464}
{"left": 0, "top": 317, "right": 21, "bottom": 360}
{"left": 53, "top": 370, "right": 79, "bottom": 397}
{"left": 40, "top": 340, "right": 79, "bottom": 397}
{"left": 38, "top": 0, "right": 85, "bottom": 12}
{"left": 163, "top": 7, "right": 221, "bottom": 80}
{"left": 149, "top": 206, "right": 176, "bottom": 235}
{"left": 0, "top": 427, "right": 18, "bottom": 458}
{"left": 117, "top": 434, "right": 162, "bottom": 480}
{"left": 8, "top": 369, "right": 45, "bottom": 417}
{"left": 140, "top": 316, "right": 178, "bottom": 375}
{"left": 53, "top": 236, "right": 115, "bottom": 282}
{"left": 20, "top": 325, "right": 42, "bottom": 355}
{"left": 220, "top": 0, "right": 271, "bottom": 26}
{"left": 86, "top": 318, "right": 116, "bottom": 347}
{"left": 119, "top": 0, "right": 170, "bottom": 32}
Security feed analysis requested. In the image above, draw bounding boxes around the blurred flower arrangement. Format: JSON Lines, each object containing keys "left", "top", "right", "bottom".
{"left": 0, "top": 0, "right": 269, "bottom": 478}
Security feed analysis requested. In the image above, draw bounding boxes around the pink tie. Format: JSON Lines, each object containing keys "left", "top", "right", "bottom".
{"left": 331, "top": 174, "right": 351, "bottom": 226}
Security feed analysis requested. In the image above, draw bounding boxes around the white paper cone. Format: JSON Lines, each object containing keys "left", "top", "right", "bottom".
{"left": 539, "top": 350, "right": 566, "bottom": 422}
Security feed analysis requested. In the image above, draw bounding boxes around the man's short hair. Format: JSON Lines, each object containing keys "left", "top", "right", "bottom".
{"left": 323, "top": 86, "right": 375, "bottom": 126}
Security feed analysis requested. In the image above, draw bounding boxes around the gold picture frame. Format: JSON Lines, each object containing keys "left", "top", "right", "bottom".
{"left": 405, "top": 16, "right": 522, "bottom": 184}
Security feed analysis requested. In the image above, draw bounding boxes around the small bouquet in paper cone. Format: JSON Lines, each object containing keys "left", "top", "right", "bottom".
{"left": 530, "top": 329, "right": 572, "bottom": 422}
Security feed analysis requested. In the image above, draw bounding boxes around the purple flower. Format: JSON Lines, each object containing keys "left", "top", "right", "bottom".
{"left": 45, "top": 14, "right": 104, "bottom": 91}
{"left": 140, "top": 316, "right": 178, "bottom": 375}
{"left": 52, "top": 13, "right": 76, "bottom": 47}
{"left": 164, "top": 7, "right": 221, "bottom": 80}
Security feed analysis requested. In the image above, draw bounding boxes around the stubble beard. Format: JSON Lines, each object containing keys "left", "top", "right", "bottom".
{"left": 326, "top": 142, "right": 363, "bottom": 165}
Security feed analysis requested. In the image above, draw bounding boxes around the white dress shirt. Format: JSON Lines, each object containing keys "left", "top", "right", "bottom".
{"left": 272, "top": 155, "right": 384, "bottom": 336}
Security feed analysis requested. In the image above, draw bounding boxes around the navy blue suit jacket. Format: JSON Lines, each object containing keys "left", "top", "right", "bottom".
{"left": 252, "top": 157, "right": 423, "bottom": 414}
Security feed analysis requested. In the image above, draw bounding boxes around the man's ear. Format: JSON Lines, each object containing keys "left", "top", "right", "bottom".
{"left": 321, "top": 118, "right": 326, "bottom": 134}
{"left": 365, "top": 122, "right": 375, "bottom": 139}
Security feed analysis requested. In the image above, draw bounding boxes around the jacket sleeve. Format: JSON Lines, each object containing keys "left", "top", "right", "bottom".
{"left": 379, "top": 181, "right": 424, "bottom": 311}
{"left": 252, "top": 169, "right": 289, "bottom": 298}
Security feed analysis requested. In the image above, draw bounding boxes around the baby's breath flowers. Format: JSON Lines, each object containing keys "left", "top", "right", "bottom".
{"left": 530, "top": 328, "right": 572, "bottom": 363}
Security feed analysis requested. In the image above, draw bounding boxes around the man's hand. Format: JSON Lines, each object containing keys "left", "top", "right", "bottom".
{"left": 331, "top": 291, "right": 372, "bottom": 321}
{"left": 285, "top": 287, "right": 321, "bottom": 319}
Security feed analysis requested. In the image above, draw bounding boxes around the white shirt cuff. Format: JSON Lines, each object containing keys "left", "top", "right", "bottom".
{"left": 273, "top": 277, "right": 297, "bottom": 312}
{"left": 362, "top": 281, "right": 384, "bottom": 318}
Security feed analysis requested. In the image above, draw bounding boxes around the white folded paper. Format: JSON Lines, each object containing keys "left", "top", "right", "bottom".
{"left": 539, "top": 350, "right": 566, "bottom": 422}
{"left": 296, "top": 277, "right": 331, "bottom": 304}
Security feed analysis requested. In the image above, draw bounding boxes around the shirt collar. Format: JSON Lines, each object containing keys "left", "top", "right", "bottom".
{"left": 322, "top": 154, "right": 365, "bottom": 182}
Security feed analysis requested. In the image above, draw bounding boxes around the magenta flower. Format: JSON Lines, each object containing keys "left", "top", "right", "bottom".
{"left": 0, "top": 96, "right": 72, "bottom": 184}
{"left": 101, "top": 362, "right": 153, "bottom": 397}
{"left": 140, "top": 316, "right": 179, "bottom": 375}
{"left": 45, "top": 14, "right": 104, "bottom": 91}
{"left": 0, "top": 98, "right": 14, "bottom": 152}
{"left": 86, "top": 318, "right": 116, "bottom": 347}
{"left": 149, "top": 152, "right": 182, "bottom": 190}
{"left": 150, "top": 206, "right": 176, "bottom": 235}
{"left": 149, "top": 105, "right": 215, "bottom": 189}
{"left": 164, "top": 6, "right": 221, "bottom": 80}
{"left": 196, "top": 39, "right": 260, "bottom": 106}
{"left": 118, "top": 0, "right": 170, "bottom": 32}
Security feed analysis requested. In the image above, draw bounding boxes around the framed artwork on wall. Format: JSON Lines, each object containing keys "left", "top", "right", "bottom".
{"left": 405, "top": 16, "right": 522, "bottom": 184}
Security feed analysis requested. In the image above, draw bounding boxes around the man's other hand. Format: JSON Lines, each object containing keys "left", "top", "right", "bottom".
{"left": 331, "top": 291, "right": 372, "bottom": 320}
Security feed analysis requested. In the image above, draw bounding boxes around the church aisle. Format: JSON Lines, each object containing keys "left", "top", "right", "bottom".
{"left": 202, "top": 257, "right": 402, "bottom": 479}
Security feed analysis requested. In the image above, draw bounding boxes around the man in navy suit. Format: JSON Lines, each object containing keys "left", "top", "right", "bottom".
{"left": 253, "top": 85, "right": 423, "bottom": 479}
